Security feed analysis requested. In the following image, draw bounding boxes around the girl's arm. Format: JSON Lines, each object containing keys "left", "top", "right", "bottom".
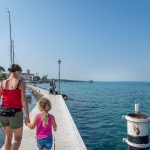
{"left": 0, "top": 84, "right": 1, "bottom": 98}
{"left": 20, "top": 81, "right": 30, "bottom": 123}
{"left": 26, "top": 117, "right": 37, "bottom": 129}
{"left": 52, "top": 116, "right": 57, "bottom": 131}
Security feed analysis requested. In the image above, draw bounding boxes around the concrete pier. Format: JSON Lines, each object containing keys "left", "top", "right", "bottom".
{"left": 1, "top": 84, "right": 87, "bottom": 150}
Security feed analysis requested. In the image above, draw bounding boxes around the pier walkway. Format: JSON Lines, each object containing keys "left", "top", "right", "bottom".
{"left": 1, "top": 84, "right": 87, "bottom": 150}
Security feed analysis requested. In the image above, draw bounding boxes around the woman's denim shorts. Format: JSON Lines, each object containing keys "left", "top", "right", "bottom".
{"left": 37, "top": 136, "right": 53, "bottom": 150}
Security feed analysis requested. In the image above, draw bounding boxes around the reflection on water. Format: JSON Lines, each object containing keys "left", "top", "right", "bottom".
{"left": 26, "top": 89, "right": 32, "bottom": 104}
{"left": 26, "top": 88, "right": 32, "bottom": 103}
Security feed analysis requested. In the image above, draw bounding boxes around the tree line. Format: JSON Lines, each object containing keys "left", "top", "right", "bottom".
{"left": 0, "top": 66, "right": 7, "bottom": 80}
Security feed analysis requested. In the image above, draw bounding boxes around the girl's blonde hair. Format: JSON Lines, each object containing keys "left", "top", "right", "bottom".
{"left": 38, "top": 97, "right": 52, "bottom": 126}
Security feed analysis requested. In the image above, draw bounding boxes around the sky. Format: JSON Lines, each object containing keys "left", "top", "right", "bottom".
{"left": 0, "top": 0, "right": 150, "bottom": 81}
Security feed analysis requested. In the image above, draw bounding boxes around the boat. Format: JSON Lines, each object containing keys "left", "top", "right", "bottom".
{"left": 89, "top": 80, "right": 93, "bottom": 83}
{"left": 7, "top": 11, "right": 32, "bottom": 100}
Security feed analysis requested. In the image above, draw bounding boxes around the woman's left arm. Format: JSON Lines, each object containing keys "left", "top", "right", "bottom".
{"left": 21, "top": 81, "right": 30, "bottom": 123}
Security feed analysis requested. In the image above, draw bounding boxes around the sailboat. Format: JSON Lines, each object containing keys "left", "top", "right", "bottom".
{"left": 7, "top": 10, "right": 32, "bottom": 99}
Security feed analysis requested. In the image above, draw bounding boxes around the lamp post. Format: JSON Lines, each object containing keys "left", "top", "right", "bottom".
{"left": 58, "top": 59, "right": 61, "bottom": 94}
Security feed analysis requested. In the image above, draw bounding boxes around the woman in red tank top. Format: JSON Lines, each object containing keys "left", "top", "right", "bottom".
{"left": 0, "top": 64, "right": 30, "bottom": 150}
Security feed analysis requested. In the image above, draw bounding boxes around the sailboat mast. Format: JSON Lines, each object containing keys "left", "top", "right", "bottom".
{"left": 12, "top": 40, "right": 14, "bottom": 64}
{"left": 7, "top": 10, "right": 13, "bottom": 66}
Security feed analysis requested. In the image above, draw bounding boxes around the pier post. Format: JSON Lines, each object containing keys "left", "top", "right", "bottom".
{"left": 123, "top": 104, "right": 150, "bottom": 150}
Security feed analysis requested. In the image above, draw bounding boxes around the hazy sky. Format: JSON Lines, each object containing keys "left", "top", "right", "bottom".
{"left": 0, "top": 0, "right": 150, "bottom": 81}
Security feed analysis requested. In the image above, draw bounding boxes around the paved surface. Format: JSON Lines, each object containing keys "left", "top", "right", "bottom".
{"left": 1, "top": 85, "right": 87, "bottom": 150}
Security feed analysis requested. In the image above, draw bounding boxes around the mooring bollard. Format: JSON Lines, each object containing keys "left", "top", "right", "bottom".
{"left": 122, "top": 103, "right": 150, "bottom": 150}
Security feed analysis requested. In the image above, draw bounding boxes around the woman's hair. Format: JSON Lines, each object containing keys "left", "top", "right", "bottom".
{"left": 38, "top": 97, "right": 52, "bottom": 126}
{"left": 8, "top": 64, "right": 22, "bottom": 73}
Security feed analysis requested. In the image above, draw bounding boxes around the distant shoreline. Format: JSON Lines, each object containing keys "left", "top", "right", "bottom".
{"left": 30, "top": 80, "right": 150, "bottom": 84}
{"left": 31, "top": 79, "right": 87, "bottom": 83}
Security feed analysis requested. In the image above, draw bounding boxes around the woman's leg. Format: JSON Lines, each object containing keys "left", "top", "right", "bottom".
{"left": 11, "top": 127, "right": 23, "bottom": 150}
{"left": 3, "top": 126, "right": 13, "bottom": 150}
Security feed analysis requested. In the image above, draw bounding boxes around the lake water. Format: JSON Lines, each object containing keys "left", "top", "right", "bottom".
{"left": 38, "top": 81, "right": 150, "bottom": 150}
{"left": 1, "top": 82, "right": 150, "bottom": 150}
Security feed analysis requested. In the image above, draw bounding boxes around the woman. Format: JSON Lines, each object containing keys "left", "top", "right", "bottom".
{"left": 0, "top": 64, "right": 30, "bottom": 150}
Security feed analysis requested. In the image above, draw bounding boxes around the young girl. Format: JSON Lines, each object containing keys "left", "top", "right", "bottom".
{"left": 26, "top": 97, "right": 57, "bottom": 150}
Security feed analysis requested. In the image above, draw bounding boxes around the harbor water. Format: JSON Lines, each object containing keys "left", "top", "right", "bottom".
{"left": 1, "top": 82, "right": 150, "bottom": 150}
{"left": 38, "top": 81, "right": 150, "bottom": 150}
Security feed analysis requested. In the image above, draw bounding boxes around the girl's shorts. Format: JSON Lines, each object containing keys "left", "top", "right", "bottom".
{"left": 37, "top": 136, "right": 53, "bottom": 150}
{"left": 0, "top": 111, "right": 23, "bottom": 129}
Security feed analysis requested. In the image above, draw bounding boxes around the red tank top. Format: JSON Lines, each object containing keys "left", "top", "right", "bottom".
{"left": 1, "top": 81, "right": 22, "bottom": 108}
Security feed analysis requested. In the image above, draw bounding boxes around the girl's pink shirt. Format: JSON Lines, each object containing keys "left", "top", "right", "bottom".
{"left": 35, "top": 112, "right": 53, "bottom": 139}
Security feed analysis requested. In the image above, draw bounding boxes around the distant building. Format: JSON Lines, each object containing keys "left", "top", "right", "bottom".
{"left": 21, "top": 70, "right": 34, "bottom": 82}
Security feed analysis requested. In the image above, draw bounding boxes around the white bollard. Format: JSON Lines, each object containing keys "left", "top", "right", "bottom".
{"left": 135, "top": 103, "right": 140, "bottom": 114}
{"left": 123, "top": 104, "right": 150, "bottom": 150}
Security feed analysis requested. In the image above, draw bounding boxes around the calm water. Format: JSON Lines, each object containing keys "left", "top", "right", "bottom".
{"left": 1, "top": 82, "right": 150, "bottom": 150}
{"left": 38, "top": 81, "right": 150, "bottom": 150}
